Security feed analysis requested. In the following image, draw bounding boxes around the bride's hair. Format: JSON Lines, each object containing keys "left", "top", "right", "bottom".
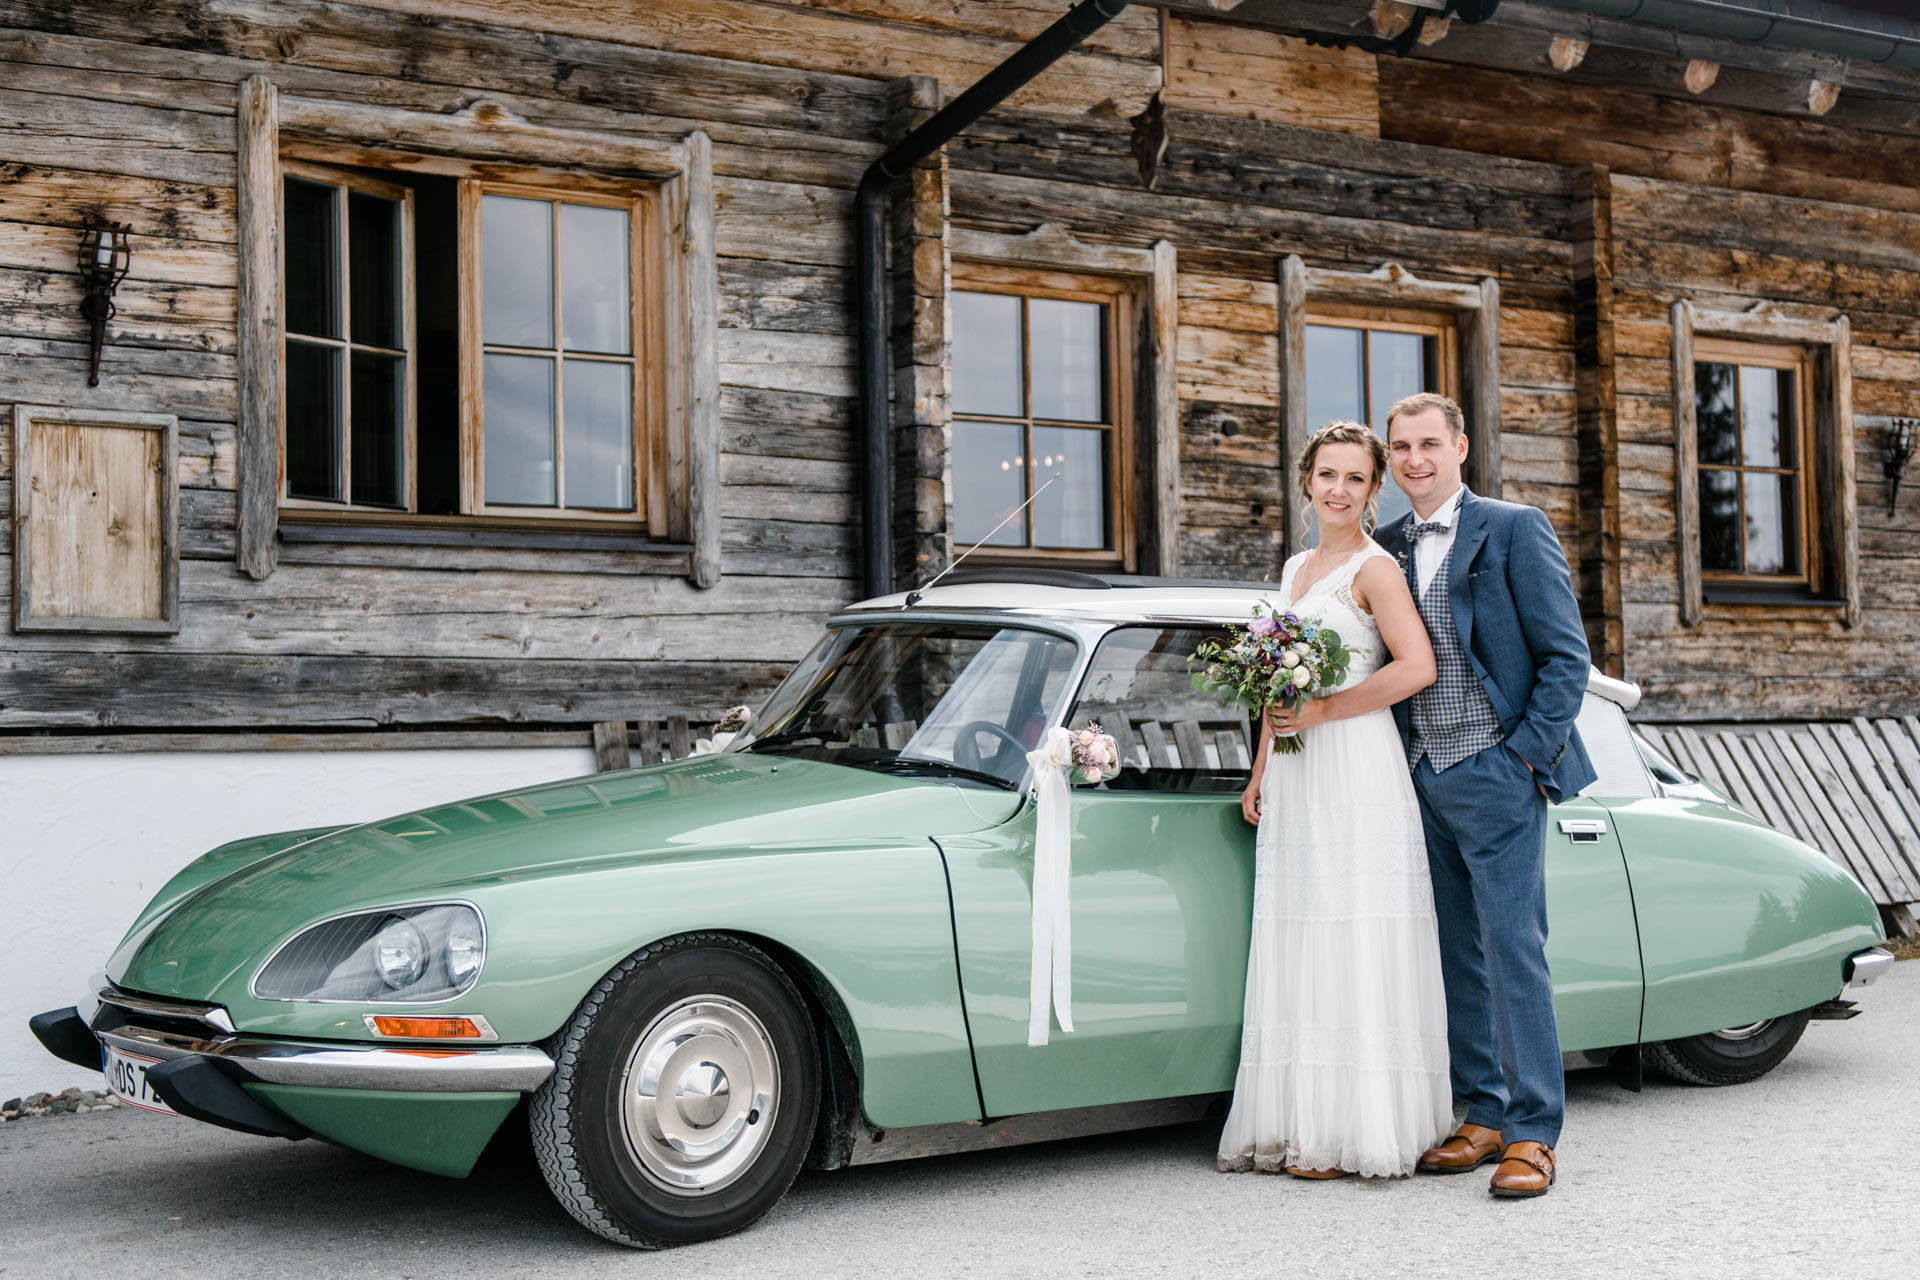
{"left": 1297, "top": 421, "right": 1390, "bottom": 531}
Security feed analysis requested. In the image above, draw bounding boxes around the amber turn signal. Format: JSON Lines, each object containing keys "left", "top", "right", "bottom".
{"left": 364, "top": 1014, "right": 494, "bottom": 1040}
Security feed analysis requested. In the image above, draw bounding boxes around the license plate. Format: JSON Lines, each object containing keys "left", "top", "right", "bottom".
{"left": 103, "top": 1045, "right": 178, "bottom": 1117}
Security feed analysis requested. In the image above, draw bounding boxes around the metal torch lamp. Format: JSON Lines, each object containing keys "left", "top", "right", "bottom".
{"left": 1885, "top": 418, "right": 1918, "bottom": 518}
{"left": 77, "top": 215, "right": 133, "bottom": 387}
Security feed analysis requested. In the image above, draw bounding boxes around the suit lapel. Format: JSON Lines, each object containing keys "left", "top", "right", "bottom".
{"left": 1381, "top": 512, "right": 1416, "bottom": 589}
{"left": 1449, "top": 487, "right": 1488, "bottom": 648}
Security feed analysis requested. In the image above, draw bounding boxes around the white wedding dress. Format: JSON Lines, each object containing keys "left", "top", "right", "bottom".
{"left": 1216, "top": 544, "right": 1454, "bottom": 1177}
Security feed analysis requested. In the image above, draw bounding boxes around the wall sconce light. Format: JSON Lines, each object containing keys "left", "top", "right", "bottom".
{"left": 77, "top": 215, "right": 132, "bottom": 387}
{"left": 1886, "top": 418, "right": 1918, "bottom": 518}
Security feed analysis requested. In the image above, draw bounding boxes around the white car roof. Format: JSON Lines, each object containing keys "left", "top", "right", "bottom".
{"left": 847, "top": 576, "right": 1642, "bottom": 712}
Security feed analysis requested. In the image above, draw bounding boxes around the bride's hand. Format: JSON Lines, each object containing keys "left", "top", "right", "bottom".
{"left": 1240, "top": 778, "right": 1261, "bottom": 826}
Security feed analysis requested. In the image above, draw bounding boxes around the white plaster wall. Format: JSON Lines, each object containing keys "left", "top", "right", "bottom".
{"left": 3, "top": 746, "right": 596, "bottom": 1095}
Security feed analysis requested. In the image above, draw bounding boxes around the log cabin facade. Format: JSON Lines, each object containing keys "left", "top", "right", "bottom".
{"left": 4, "top": 0, "right": 1919, "bottom": 742}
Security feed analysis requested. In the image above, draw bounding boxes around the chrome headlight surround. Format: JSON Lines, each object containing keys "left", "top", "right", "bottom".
{"left": 251, "top": 902, "right": 486, "bottom": 1003}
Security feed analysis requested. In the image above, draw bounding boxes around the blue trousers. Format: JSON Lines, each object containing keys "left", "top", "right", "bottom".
{"left": 1414, "top": 744, "right": 1563, "bottom": 1148}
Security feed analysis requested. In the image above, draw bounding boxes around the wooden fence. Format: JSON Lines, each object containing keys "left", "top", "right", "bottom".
{"left": 1637, "top": 718, "right": 1920, "bottom": 922}
{"left": 591, "top": 717, "right": 715, "bottom": 772}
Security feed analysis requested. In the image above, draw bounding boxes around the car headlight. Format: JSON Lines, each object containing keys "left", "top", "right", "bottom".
{"left": 252, "top": 903, "right": 485, "bottom": 1002}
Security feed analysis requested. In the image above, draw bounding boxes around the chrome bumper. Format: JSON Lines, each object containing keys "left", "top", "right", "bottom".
{"left": 1846, "top": 947, "right": 1895, "bottom": 988}
{"left": 89, "top": 983, "right": 553, "bottom": 1094}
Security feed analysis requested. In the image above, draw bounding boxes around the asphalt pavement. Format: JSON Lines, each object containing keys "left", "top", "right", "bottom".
{"left": 3, "top": 962, "right": 1915, "bottom": 1280}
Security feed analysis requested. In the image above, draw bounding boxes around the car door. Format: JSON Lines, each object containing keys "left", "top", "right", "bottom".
{"left": 1543, "top": 692, "right": 1651, "bottom": 1052}
{"left": 939, "top": 625, "right": 1256, "bottom": 1118}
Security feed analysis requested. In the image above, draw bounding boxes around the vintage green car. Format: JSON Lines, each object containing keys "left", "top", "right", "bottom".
{"left": 31, "top": 575, "right": 1892, "bottom": 1247}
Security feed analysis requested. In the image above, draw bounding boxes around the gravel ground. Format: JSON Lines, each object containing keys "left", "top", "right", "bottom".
{"left": 3, "top": 963, "right": 1914, "bottom": 1280}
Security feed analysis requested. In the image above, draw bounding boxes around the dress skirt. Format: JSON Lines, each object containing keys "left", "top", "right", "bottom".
{"left": 1216, "top": 706, "right": 1454, "bottom": 1177}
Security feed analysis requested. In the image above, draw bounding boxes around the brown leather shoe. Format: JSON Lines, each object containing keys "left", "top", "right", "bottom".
{"left": 1489, "top": 1141, "right": 1556, "bottom": 1198}
{"left": 1415, "top": 1124, "right": 1504, "bottom": 1174}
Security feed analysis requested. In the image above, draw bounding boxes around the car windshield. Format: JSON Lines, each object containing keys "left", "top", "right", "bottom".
{"left": 734, "top": 623, "right": 1079, "bottom": 787}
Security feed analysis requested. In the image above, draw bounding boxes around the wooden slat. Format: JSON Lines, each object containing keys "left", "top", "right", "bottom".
{"left": 1767, "top": 728, "right": 1880, "bottom": 893}
{"left": 666, "top": 715, "right": 694, "bottom": 760}
{"left": 234, "top": 75, "right": 279, "bottom": 582}
{"left": 1699, "top": 731, "right": 1764, "bottom": 815}
{"left": 1671, "top": 727, "right": 1723, "bottom": 790}
{"left": 1215, "top": 729, "right": 1250, "bottom": 772}
{"left": 1172, "top": 720, "right": 1210, "bottom": 771}
{"left": 1822, "top": 723, "right": 1920, "bottom": 901}
{"left": 1712, "top": 732, "right": 1795, "bottom": 835}
{"left": 1139, "top": 721, "right": 1177, "bottom": 769}
{"left": 1107, "top": 718, "right": 1146, "bottom": 772}
{"left": 1783, "top": 729, "right": 1895, "bottom": 902}
{"left": 592, "top": 721, "right": 631, "bottom": 772}
{"left": 1859, "top": 718, "right": 1920, "bottom": 862}
{"left": 1730, "top": 730, "right": 1818, "bottom": 846}
{"left": 1873, "top": 719, "right": 1920, "bottom": 829}
{"left": 636, "top": 720, "right": 663, "bottom": 766}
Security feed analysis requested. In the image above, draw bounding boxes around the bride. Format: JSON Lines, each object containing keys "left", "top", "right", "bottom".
{"left": 1216, "top": 421, "right": 1453, "bottom": 1179}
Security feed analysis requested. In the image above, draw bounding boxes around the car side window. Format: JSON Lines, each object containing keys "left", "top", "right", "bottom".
{"left": 1068, "top": 626, "right": 1254, "bottom": 795}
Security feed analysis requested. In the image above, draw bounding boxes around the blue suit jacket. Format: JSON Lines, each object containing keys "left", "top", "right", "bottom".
{"left": 1376, "top": 488, "right": 1597, "bottom": 803}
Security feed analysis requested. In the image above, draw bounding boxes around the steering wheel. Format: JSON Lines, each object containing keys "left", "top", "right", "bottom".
{"left": 952, "top": 720, "right": 1029, "bottom": 775}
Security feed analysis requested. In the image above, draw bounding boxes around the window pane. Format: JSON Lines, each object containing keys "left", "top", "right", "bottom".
{"left": 1699, "top": 468, "right": 1740, "bottom": 573}
{"left": 952, "top": 292, "right": 1023, "bottom": 417}
{"left": 1695, "top": 362, "right": 1739, "bottom": 466}
{"left": 285, "top": 339, "right": 341, "bottom": 501}
{"left": 1305, "top": 325, "right": 1364, "bottom": 427}
{"left": 1366, "top": 330, "right": 1434, "bottom": 531}
{"left": 1368, "top": 331, "right": 1435, "bottom": 429}
{"left": 1743, "top": 472, "right": 1799, "bottom": 575}
{"left": 951, "top": 420, "right": 1026, "bottom": 546}
{"left": 1029, "top": 298, "right": 1105, "bottom": 422}
{"left": 563, "top": 359, "right": 634, "bottom": 510}
{"left": 1031, "top": 426, "right": 1107, "bottom": 550}
{"left": 484, "top": 353, "right": 556, "bottom": 506}
{"left": 348, "top": 190, "right": 403, "bottom": 350}
{"left": 1068, "top": 627, "right": 1251, "bottom": 793}
{"left": 560, "top": 203, "right": 631, "bottom": 355}
{"left": 482, "top": 196, "right": 553, "bottom": 349}
{"left": 350, "top": 351, "right": 405, "bottom": 508}
{"left": 1740, "top": 365, "right": 1794, "bottom": 468}
{"left": 284, "top": 178, "right": 338, "bottom": 340}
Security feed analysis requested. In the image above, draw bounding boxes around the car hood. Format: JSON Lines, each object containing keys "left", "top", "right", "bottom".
{"left": 109, "top": 753, "right": 1023, "bottom": 998}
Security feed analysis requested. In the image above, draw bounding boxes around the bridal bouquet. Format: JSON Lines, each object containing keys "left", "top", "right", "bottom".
{"left": 1189, "top": 604, "right": 1357, "bottom": 755}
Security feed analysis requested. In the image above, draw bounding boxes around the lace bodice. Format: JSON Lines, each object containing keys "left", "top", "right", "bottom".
{"left": 1276, "top": 545, "right": 1391, "bottom": 688}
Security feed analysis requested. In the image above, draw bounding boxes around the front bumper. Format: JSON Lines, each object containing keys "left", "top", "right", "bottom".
{"left": 1846, "top": 947, "right": 1895, "bottom": 987}
{"left": 81, "top": 982, "right": 554, "bottom": 1092}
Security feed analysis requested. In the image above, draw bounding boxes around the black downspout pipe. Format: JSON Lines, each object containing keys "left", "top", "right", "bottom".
{"left": 857, "top": 0, "right": 1132, "bottom": 600}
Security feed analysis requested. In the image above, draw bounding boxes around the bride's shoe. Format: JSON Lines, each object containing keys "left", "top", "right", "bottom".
{"left": 1285, "top": 1165, "right": 1349, "bottom": 1180}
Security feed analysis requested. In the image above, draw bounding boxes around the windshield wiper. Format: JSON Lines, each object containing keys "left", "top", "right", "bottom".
{"left": 871, "top": 756, "right": 1016, "bottom": 789}
{"left": 740, "top": 729, "right": 831, "bottom": 755}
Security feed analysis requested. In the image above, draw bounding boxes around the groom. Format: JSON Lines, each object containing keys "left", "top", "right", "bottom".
{"left": 1375, "top": 393, "right": 1596, "bottom": 1200}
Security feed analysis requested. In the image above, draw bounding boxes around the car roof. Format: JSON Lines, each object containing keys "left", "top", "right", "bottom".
{"left": 846, "top": 570, "right": 1643, "bottom": 711}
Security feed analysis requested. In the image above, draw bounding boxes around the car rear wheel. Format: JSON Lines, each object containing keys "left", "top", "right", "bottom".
{"left": 1641, "top": 1008, "right": 1812, "bottom": 1086}
{"left": 530, "top": 934, "right": 820, "bottom": 1248}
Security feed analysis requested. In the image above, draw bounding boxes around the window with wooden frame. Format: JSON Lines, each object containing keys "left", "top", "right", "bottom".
{"left": 949, "top": 262, "right": 1135, "bottom": 568}
{"left": 1303, "top": 304, "right": 1459, "bottom": 529}
{"left": 1691, "top": 338, "right": 1818, "bottom": 588}
{"left": 277, "top": 161, "right": 664, "bottom": 530}
{"left": 280, "top": 163, "right": 416, "bottom": 512}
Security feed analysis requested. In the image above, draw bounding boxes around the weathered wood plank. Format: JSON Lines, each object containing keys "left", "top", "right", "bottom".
{"left": 1710, "top": 731, "right": 1794, "bottom": 836}
{"left": 1733, "top": 729, "right": 1819, "bottom": 847}
{"left": 1856, "top": 718, "right": 1920, "bottom": 880}
{"left": 1824, "top": 722, "right": 1920, "bottom": 901}
{"left": 592, "top": 720, "right": 632, "bottom": 772}
{"left": 1786, "top": 728, "right": 1899, "bottom": 902}
{"left": 1139, "top": 720, "right": 1177, "bottom": 769}
{"left": 0, "top": 649, "right": 792, "bottom": 729}
{"left": 234, "top": 75, "right": 277, "bottom": 582}
{"left": 1163, "top": 13, "right": 1379, "bottom": 137}
{"left": 1767, "top": 727, "right": 1881, "bottom": 894}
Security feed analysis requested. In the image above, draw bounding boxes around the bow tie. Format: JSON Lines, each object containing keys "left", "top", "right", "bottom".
{"left": 1408, "top": 520, "right": 1450, "bottom": 540}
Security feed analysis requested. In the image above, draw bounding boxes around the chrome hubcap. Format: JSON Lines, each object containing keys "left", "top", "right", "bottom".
{"left": 1710, "top": 1018, "right": 1775, "bottom": 1042}
{"left": 619, "top": 997, "right": 778, "bottom": 1196}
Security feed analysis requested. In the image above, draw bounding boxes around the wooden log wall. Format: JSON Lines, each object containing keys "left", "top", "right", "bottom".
{"left": 1, "top": 0, "right": 1916, "bottom": 734}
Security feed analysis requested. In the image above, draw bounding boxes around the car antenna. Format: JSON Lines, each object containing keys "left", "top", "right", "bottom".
{"left": 903, "top": 472, "right": 1059, "bottom": 607}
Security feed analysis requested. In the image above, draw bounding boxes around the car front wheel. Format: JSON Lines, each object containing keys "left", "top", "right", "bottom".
{"left": 1641, "top": 1007, "right": 1812, "bottom": 1086}
{"left": 530, "top": 934, "right": 820, "bottom": 1248}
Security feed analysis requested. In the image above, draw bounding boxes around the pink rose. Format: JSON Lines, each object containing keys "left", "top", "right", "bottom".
{"left": 1083, "top": 767, "right": 1103, "bottom": 783}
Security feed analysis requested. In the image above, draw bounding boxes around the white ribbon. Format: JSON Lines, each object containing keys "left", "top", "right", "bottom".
{"left": 1025, "top": 726, "right": 1076, "bottom": 1047}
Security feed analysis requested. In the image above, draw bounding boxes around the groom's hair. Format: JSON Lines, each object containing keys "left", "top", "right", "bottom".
{"left": 1385, "top": 391, "right": 1466, "bottom": 440}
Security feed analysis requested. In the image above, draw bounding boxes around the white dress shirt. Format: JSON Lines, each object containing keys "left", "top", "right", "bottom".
{"left": 1412, "top": 487, "right": 1465, "bottom": 598}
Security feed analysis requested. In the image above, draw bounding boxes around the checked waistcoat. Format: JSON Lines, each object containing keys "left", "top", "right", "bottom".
{"left": 1406, "top": 539, "right": 1504, "bottom": 772}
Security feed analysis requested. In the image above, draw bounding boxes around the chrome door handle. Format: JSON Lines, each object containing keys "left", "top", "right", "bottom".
{"left": 1558, "top": 818, "right": 1607, "bottom": 843}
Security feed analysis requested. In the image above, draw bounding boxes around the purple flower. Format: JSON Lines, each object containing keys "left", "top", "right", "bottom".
{"left": 1248, "top": 616, "right": 1278, "bottom": 638}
